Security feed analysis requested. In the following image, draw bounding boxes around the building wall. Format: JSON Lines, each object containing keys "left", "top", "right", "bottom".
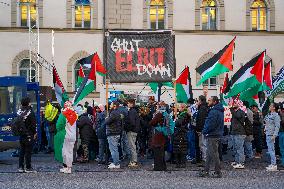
{"left": 43, "top": 0, "right": 66, "bottom": 28}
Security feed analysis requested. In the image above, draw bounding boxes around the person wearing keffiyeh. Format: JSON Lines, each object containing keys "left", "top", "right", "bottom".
{"left": 54, "top": 101, "right": 78, "bottom": 174}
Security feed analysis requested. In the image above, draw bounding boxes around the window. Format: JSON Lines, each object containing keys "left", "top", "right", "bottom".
{"left": 201, "top": 0, "right": 217, "bottom": 30}
{"left": 251, "top": 0, "right": 267, "bottom": 31}
{"left": 74, "top": 62, "right": 90, "bottom": 90}
{"left": 19, "top": 59, "right": 36, "bottom": 82}
{"left": 149, "top": 0, "right": 166, "bottom": 30}
{"left": 202, "top": 76, "right": 218, "bottom": 87}
{"left": 74, "top": 0, "right": 91, "bottom": 28}
{"left": 19, "top": 0, "right": 37, "bottom": 27}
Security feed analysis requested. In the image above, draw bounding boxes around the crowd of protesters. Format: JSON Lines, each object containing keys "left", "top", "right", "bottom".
{"left": 17, "top": 94, "right": 284, "bottom": 177}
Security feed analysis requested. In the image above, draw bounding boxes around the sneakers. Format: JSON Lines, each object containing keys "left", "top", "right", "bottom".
{"left": 231, "top": 162, "right": 237, "bottom": 166}
{"left": 63, "top": 167, "right": 72, "bottom": 174}
{"left": 233, "top": 163, "right": 245, "bottom": 169}
{"left": 25, "top": 168, "right": 37, "bottom": 173}
{"left": 108, "top": 163, "right": 120, "bottom": 169}
{"left": 128, "top": 162, "right": 139, "bottom": 168}
{"left": 18, "top": 168, "right": 25, "bottom": 173}
{"left": 198, "top": 170, "right": 209, "bottom": 177}
{"left": 266, "top": 164, "right": 277, "bottom": 172}
{"left": 211, "top": 172, "right": 222, "bottom": 178}
{"left": 60, "top": 167, "right": 67, "bottom": 173}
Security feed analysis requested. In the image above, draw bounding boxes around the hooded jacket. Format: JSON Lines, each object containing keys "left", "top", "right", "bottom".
{"left": 230, "top": 108, "right": 246, "bottom": 135}
{"left": 105, "top": 108, "right": 123, "bottom": 136}
{"left": 202, "top": 103, "right": 224, "bottom": 138}
{"left": 17, "top": 106, "right": 36, "bottom": 137}
{"left": 196, "top": 104, "right": 209, "bottom": 132}
{"left": 264, "top": 112, "right": 281, "bottom": 136}
{"left": 124, "top": 107, "right": 141, "bottom": 133}
{"left": 77, "top": 113, "right": 95, "bottom": 142}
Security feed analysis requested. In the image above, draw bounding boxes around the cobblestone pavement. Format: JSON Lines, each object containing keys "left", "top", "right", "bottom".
{"left": 0, "top": 150, "right": 283, "bottom": 189}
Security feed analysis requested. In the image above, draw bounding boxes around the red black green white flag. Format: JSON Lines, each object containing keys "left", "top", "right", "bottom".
{"left": 78, "top": 53, "right": 106, "bottom": 76}
{"left": 75, "top": 65, "right": 85, "bottom": 90}
{"left": 225, "top": 50, "right": 265, "bottom": 99}
{"left": 196, "top": 37, "right": 235, "bottom": 86}
{"left": 176, "top": 66, "right": 193, "bottom": 103}
{"left": 53, "top": 66, "right": 69, "bottom": 107}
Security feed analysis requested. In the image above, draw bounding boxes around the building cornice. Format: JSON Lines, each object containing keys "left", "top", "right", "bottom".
{"left": 1, "top": 27, "right": 284, "bottom": 36}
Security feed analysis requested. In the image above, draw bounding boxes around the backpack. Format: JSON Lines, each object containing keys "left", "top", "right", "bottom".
{"left": 11, "top": 110, "right": 30, "bottom": 136}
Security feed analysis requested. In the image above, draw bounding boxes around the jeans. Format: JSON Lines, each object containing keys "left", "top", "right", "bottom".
{"left": 279, "top": 132, "right": 284, "bottom": 165}
{"left": 19, "top": 136, "right": 33, "bottom": 169}
{"left": 98, "top": 139, "right": 107, "bottom": 162}
{"left": 253, "top": 126, "right": 263, "bottom": 154}
{"left": 205, "top": 138, "right": 221, "bottom": 173}
{"left": 107, "top": 135, "right": 120, "bottom": 165}
{"left": 187, "top": 129, "right": 196, "bottom": 159}
{"left": 232, "top": 135, "right": 246, "bottom": 164}
{"left": 121, "top": 131, "right": 130, "bottom": 158}
{"left": 266, "top": 135, "right": 276, "bottom": 165}
{"left": 201, "top": 134, "right": 207, "bottom": 161}
{"left": 244, "top": 135, "right": 254, "bottom": 159}
{"left": 127, "top": 131, "right": 138, "bottom": 163}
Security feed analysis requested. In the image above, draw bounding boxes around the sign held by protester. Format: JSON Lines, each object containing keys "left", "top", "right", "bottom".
{"left": 106, "top": 31, "right": 175, "bottom": 83}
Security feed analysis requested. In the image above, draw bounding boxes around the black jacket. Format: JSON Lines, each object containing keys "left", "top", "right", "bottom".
{"left": 196, "top": 104, "right": 209, "bottom": 132}
{"left": 19, "top": 106, "right": 37, "bottom": 137}
{"left": 173, "top": 112, "right": 189, "bottom": 154}
{"left": 124, "top": 107, "right": 141, "bottom": 133}
{"left": 77, "top": 113, "right": 96, "bottom": 142}
{"left": 202, "top": 103, "right": 224, "bottom": 138}
{"left": 95, "top": 111, "right": 107, "bottom": 139}
{"left": 230, "top": 108, "right": 246, "bottom": 135}
{"left": 279, "top": 111, "right": 284, "bottom": 132}
{"left": 105, "top": 109, "right": 123, "bottom": 136}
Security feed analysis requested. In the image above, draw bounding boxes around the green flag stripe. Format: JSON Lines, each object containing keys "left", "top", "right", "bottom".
{"left": 74, "top": 80, "right": 95, "bottom": 105}
{"left": 197, "top": 62, "right": 230, "bottom": 86}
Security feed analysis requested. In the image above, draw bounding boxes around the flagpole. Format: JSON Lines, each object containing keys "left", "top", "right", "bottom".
{"left": 106, "top": 79, "right": 110, "bottom": 116}
{"left": 173, "top": 78, "right": 177, "bottom": 120}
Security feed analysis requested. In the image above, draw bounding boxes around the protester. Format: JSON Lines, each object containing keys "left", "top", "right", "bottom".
{"left": 230, "top": 99, "right": 246, "bottom": 169}
{"left": 199, "top": 96, "right": 224, "bottom": 178}
{"left": 105, "top": 101, "right": 123, "bottom": 169}
{"left": 187, "top": 98, "right": 198, "bottom": 162}
{"left": 138, "top": 106, "right": 151, "bottom": 157}
{"left": 95, "top": 104, "right": 108, "bottom": 164}
{"left": 125, "top": 99, "right": 141, "bottom": 168}
{"left": 264, "top": 103, "right": 281, "bottom": 171}
{"left": 195, "top": 95, "right": 209, "bottom": 163}
{"left": 243, "top": 101, "right": 254, "bottom": 160}
{"left": 76, "top": 106, "right": 96, "bottom": 163}
{"left": 173, "top": 103, "right": 190, "bottom": 168}
{"left": 54, "top": 101, "right": 78, "bottom": 174}
{"left": 17, "top": 97, "right": 37, "bottom": 173}
{"left": 251, "top": 105, "right": 263, "bottom": 158}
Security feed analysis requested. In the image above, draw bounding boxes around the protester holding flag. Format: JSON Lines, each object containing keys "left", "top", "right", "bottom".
{"left": 54, "top": 101, "right": 78, "bottom": 174}
{"left": 195, "top": 95, "right": 209, "bottom": 163}
{"left": 230, "top": 100, "right": 246, "bottom": 169}
{"left": 105, "top": 101, "right": 123, "bottom": 169}
{"left": 264, "top": 103, "right": 281, "bottom": 171}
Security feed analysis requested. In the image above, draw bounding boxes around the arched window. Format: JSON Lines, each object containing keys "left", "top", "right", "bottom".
{"left": 19, "top": 59, "right": 36, "bottom": 82}
{"left": 19, "top": 0, "right": 37, "bottom": 27}
{"left": 201, "top": 0, "right": 217, "bottom": 30}
{"left": 74, "top": 0, "right": 91, "bottom": 28}
{"left": 251, "top": 0, "right": 267, "bottom": 31}
{"left": 74, "top": 62, "right": 90, "bottom": 90}
{"left": 149, "top": 0, "right": 166, "bottom": 30}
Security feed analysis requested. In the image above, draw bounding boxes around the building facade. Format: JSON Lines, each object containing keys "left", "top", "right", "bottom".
{"left": 0, "top": 0, "right": 283, "bottom": 104}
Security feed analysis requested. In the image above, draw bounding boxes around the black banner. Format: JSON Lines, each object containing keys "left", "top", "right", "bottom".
{"left": 106, "top": 31, "right": 175, "bottom": 83}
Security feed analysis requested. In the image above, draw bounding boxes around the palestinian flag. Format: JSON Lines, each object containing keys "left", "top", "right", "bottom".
{"left": 196, "top": 37, "right": 235, "bottom": 86}
{"left": 73, "top": 60, "right": 97, "bottom": 106}
{"left": 176, "top": 66, "right": 193, "bottom": 103}
{"left": 220, "top": 73, "right": 230, "bottom": 105}
{"left": 53, "top": 66, "right": 69, "bottom": 107}
{"left": 262, "top": 60, "right": 272, "bottom": 90}
{"left": 75, "top": 65, "right": 85, "bottom": 90}
{"left": 79, "top": 53, "right": 106, "bottom": 76}
{"left": 148, "top": 82, "right": 173, "bottom": 94}
{"left": 225, "top": 51, "right": 265, "bottom": 98}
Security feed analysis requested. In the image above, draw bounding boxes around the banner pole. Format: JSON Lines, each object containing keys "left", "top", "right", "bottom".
{"left": 173, "top": 78, "right": 177, "bottom": 120}
{"left": 106, "top": 79, "right": 110, "bottom": 116}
